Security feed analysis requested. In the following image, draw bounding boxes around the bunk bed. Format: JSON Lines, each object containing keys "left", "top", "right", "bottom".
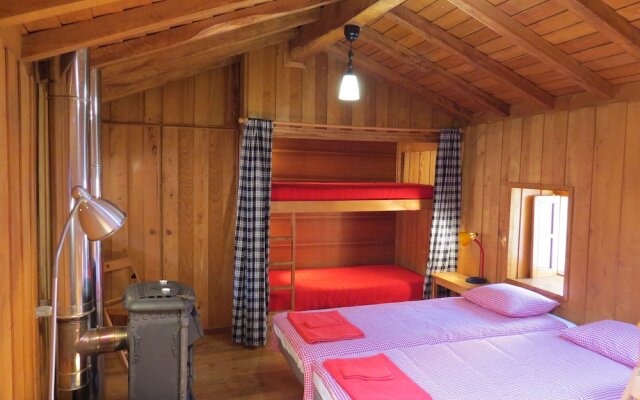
{"left": 269, "top": 181, "right": 434, "bottom": 311}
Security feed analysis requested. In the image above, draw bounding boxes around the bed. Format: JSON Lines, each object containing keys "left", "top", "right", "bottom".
{"left": 271, "top": 296, "right": 572, "bottom": 399}
{"left": 270, "top": 181, "right": 434, "bottom": 311}
{"left": 312, "top": 329, "right": 634, "bottom": 400}
{"left": 271, "top": 182, "right": 434, "bottom": 213}
{"left": 269, "top": 264, "right": 424, "bottom": 312}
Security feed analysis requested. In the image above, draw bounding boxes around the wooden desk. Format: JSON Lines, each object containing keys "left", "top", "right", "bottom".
{"left": 431, "top": 271, "right": 485, "bottom": 298}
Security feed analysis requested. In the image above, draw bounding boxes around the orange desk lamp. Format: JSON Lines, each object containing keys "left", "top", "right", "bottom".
{"left": 459, "top": 232, "right": 488, "bottom": 284}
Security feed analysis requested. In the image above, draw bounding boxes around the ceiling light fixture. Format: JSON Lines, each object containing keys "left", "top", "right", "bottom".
{"left": 339, "top": 24, "right": 361, "bottom": 101}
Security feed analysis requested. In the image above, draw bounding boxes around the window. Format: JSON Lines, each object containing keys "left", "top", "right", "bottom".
{"left": 506, "top": 185, "right": 572, "bottom": 298}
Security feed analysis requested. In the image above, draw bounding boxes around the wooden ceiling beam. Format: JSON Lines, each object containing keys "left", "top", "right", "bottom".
{"left": 91, "top": 0, "right": 337, "bottom": 68}
{"left": 326, "top": 42, "right": 473, "bottom": 121}
{"left": 0, "top": 0, "right": 120, "bottom": 28}
{"left": 102, "top": 30, "right": 296, "bottom": 101}
{"left": 559, "top": 0, "right": 640, "bottom": 61}
{"left": 21, "top": 0, "right": 271, "bottom": 62}
{"left": 289, "top": 0, "right": 405, "bottom": 63}
{"left": 447, "top": 0, "right": 615, "bottom": 99}
{"left": 388, "top": 7, "right": 555, "bottom": 109}
{"left": 360, "top": 26, "right": 510, "bottom": 117}
{"left": 103, "top": 56, "right": 241, "bottom": 103}
{"left": 102, "top": 11, "right": 314, "bottom": 75}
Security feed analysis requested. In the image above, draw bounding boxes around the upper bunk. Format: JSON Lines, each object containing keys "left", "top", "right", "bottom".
{"left": 271, "top": 182, "right": 434, "bottom": 213}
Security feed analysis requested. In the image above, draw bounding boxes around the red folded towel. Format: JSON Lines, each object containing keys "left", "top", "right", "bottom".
{"left": 287, "top": 311, "right": 364, "bottom": 344}
{"left": 303, "top": 312, "right": 343, "bottom": 328}
{"left": 323, "top": 354, "right": 432, "bottom": 400}
{"left": 340, "top": 355, "right": 394, "bottom": 381}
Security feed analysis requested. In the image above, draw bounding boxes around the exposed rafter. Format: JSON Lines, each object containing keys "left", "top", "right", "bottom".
{"left": 447, "top": 0, "right": 615, "bottom": 99}
{"left": 103, "top": 56, "right": 240, "bottom": 103}
{"left": 0, "top": 0, "right": 120, "bottom": 28}
{"left": 559, "top": 0, "right": 640, "bottom": 61}
{"left": 91, "top": 0, "right": 337, "bottom": 68}
{"left": 326, "top": 42, "right": 473, "bottom": 121}
{"left": 101, "top": 11, "right": 315, "bottom": 74}
{"left": 102, "top": 30, "right": 295, "bottom": 102}
{"left": 360, "top": 26, "right": 510, "bottom": 117}
{"left": 289, "top": 0, "right": 405, "bottom": 63}
{"left": 388, "top": 7, "right": 555, "bottom": 109}
{"left": 21, "top": 0, "right": 271, "bottom": 61}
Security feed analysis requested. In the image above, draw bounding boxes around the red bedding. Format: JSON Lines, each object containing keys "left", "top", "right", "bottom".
{"left": 269, "top": 265, "right": 425, "bottom": 311}
{"left": 271, "top": 182, "right": 434, "bottom": 201}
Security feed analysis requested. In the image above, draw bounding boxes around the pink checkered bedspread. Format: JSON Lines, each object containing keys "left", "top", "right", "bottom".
{"left": 271, "top": 297, "right": 568, "bottom": 400}
{"left": 313, "top": 330, "right": 632, "bottom": 400}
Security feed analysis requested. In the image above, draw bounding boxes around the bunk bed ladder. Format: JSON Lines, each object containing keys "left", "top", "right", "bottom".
{"left": 270, "top": 213, "right": 296, "bottom": 310}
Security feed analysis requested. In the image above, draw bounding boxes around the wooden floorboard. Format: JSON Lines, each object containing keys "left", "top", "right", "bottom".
{"left": 104, "top": 328, "right": 302, "bottom": 400}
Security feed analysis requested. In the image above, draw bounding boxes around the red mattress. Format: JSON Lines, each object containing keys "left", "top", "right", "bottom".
{"left": 271, "top": 182, "right": 434, "bottom": 201}
{"left": 269, "top": 265, "right": 425, "bottom": 311}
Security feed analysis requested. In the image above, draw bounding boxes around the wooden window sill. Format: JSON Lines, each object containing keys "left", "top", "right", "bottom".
{"left": 506, "top": 277, "right": 566, "bottom": 302}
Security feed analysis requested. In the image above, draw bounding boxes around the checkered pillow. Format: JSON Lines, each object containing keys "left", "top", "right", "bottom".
{"left": 462, "top": 283, "right": 559, "bottom": 317}
{"left": 561, "top": 320, "right": 640, "bottom": 368}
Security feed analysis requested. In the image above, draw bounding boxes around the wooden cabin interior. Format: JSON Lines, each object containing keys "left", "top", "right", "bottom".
{"left": 1, "top": 0, "right": 640, "bottom": 399}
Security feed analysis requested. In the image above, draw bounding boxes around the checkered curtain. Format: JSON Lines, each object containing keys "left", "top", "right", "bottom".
{"left": 424, "top": 128, "right": 462, "bottom": 298}
{"left": 232, "top": 119, "right": 273, "bottom": 347}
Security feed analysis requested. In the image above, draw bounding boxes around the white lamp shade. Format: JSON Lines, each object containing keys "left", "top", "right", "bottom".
{"left": 339, "top": 73, "right": 360, "bottom": 101}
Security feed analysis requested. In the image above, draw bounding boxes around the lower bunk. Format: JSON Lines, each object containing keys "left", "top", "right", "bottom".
{"left": 268, "top": 264, "right": 424, "bottom": 312}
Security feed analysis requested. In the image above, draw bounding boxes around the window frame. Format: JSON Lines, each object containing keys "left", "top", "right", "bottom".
{"left": 505, "top": 183, "right": 574, "bottom": 301}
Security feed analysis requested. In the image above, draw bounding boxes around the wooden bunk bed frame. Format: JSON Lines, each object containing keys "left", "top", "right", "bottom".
{"left": 270, "top": 197, "right": 434, "bottom": 310}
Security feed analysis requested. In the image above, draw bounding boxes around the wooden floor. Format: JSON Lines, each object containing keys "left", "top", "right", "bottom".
{"left": 104, "top": 329, "right": 302, "bottom": 400}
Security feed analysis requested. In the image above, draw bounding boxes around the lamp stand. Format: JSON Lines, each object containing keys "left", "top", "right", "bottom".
{"left": 47, "top": 186, "right": 127, "bottom": 400}
{"left": 465, "top": 239, "right": 488, "bottom": 284}
{"left": 48, "top": 201, "right": 81, "bottom": 400}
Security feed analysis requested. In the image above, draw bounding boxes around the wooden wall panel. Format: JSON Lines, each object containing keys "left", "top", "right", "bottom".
{"left": 562, "top": 107, "right": 595, "bottom": 323}
{"left": 617, "top": 102, "right": 640, "bottom": 323}
{"left": 462, "top": 102, "right": 640, "bottom": 325}
{"left": 103, "top": 64, "right": 239, "bottom": 330}
{"left": 273, "top": 138, "right": 396, "bottom": 182}
{"left": 585, "top": 102, "right": 626, "bottom": 322}
{"left": 158, "top": 127, "right": 238, "bottom": 329}
{"left": 395, "top": 143, "right": 437, "bottom": 274}
{"left": 271, "top": 138, "right": 397, "bottom": 271}
{"left": 0, "top": 34, "right": 40, "bottom": 399}
{"left": 270, "top": 213, "right": 396, "bottom": 269}
{"left": 244, "top": 43, "right": 456, "bottom": 130}
{"left": 495, "top": 118, "right": 523, "bottom": 282}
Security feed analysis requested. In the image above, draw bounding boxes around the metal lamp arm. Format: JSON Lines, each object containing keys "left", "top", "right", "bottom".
{"left": 473, "top": 238, "right": 485, "bottom": 278}
{"left": 48, "top": 199, "right": 82, "bottom": 400}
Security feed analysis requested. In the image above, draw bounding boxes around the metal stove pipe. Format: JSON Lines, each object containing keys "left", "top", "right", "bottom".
{"left": 89, "top": 67, "right": 104, "bottom": 400}
{"left": 48, "top": 49, "right": 93, "bottom": 398}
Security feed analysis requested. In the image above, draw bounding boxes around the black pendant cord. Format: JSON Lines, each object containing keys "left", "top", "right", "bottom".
{"left": 347, "top": 40, "right": 354, "bottom": 73}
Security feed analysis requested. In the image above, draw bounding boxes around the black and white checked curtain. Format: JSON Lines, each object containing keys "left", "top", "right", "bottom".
{"left": 232, "top": 119, "right": 273, "bottom": 347}
{"left": 424, "top": 128, "right": 462, "bottom": 298}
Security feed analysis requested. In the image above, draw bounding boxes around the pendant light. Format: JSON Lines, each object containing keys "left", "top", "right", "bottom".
{"left": 339, "top": 24, "right": 361, "bottom": 101}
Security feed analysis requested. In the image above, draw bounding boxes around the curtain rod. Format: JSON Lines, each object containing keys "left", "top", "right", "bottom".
{"left": 238, "top": 118, "right": 462, "bottom": 133}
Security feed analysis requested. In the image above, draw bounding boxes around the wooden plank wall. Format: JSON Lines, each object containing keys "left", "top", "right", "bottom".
{"left": 396, "top": 143, "right": 437, "bottom": 274}
{"left": 101, "top": 64, "right": 240, "bottom": 330}
{"left": 243, "top": 43, "right": 455, "bottom": 127}
{"left": 246, "top": 43, "right": 454, "bottom": 275}
{"left": 271, "top": 139, "right": 398, "bottom": 270}
{"left": 461, "top": 102, "right": 640, "bottom": 325}
{"left": 0, "top": 31, "right": 41, "bottom": 400}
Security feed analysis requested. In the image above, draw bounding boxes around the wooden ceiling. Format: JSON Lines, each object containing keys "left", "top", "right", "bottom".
{"left": 4, "top": 0, "right": 640, "bottom": 121}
